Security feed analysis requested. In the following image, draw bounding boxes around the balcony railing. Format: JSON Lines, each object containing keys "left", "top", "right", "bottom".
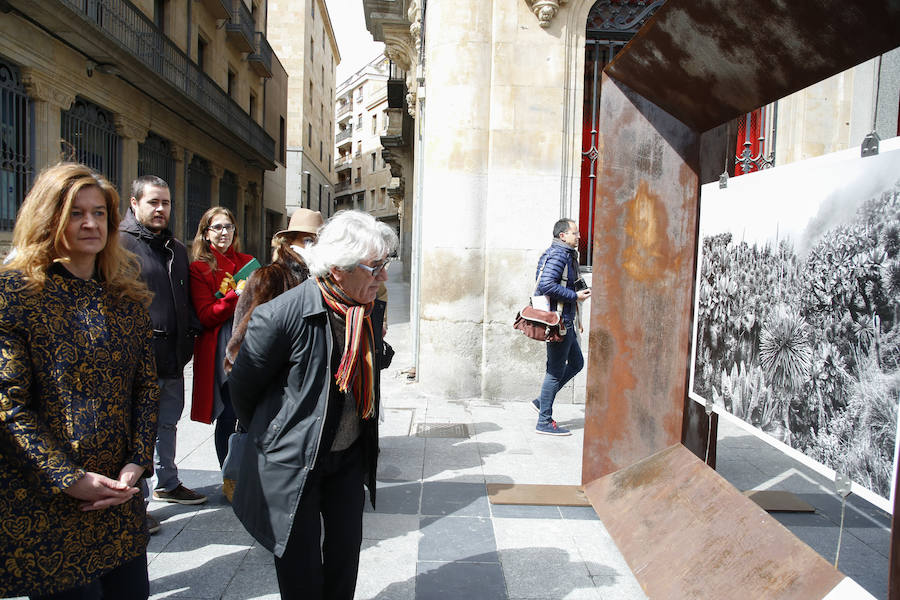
{"left": 226, "top": 0, "right": 254, "bottom": 53}
{"left": 248, "top": 32, "right": 273, "bottom": 78}
{"left": 334, "top": 155, "right": 352, "bottom": 171}
{"left": 58, "top": 0, "right": 274, "bottom": 164}
{"left": 336, "top": 102, "right": 351, "bottom": 118}
{"left": 335, "top": 127, "right": 352, "bottom": 144}
{"left": 334, "top": 180, "right": 351, "bottom": 193}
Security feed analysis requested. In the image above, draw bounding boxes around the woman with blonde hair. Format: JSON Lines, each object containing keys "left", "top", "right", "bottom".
{"left": 188, "top": 206, "right": 256, "bottom": 473}
{"left": 0, "top": 163, "right": 159, "bottom": 599}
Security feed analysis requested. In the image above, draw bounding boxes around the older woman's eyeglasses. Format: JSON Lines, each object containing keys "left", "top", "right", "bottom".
{"left": 357, "top": 258, "right": 392, "bottom": 277}
{"left": 208, "top": 223, "right": 235, "bottom": 233}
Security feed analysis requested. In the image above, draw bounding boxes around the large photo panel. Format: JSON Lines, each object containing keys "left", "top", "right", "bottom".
{"left": 689, "top": 137, "right": 900, "bottom": 511}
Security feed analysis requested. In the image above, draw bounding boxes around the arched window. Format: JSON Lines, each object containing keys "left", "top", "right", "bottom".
{"left": 579, "top": 0, "right": 664, "bottom": 265}
{"left": 138, "top": 131, "right": 177, "bottom": 233}
{"left": 220, "top": 169, "right": 238, "bottom": 215}
{"left": 0, "top": 58, "right": 32, "bottom": 232}
{"left": 186, "top": 154, "right": 212, "bottom": 238}
{"left": 61, "top": 97, "right": 121, "bottom": 188}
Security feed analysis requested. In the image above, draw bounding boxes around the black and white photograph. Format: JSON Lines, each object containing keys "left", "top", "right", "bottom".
{"left": 689, "top": 138, "right": 900, "bottom": 505}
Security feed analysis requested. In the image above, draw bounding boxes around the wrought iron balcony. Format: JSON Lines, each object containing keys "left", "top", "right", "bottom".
{"left": 335, "top": 127, "right": 352, "bottom": 144}
{"left": 334, "top": 155, "right": 352, "bottom": 171}
{"left": 248, "top": 32, "right": 273, "bottom": 78}
{"left": 387, "top": 62, "right": 406, "bottom": 110}
{"left": 333, "top": 180, "right": 351, "bottom": 193}
{"left": 40, "top": 0, "right": 274, "bottom": 168}
{"left": 226, "top": 0, "right": 255, "bottom": 53}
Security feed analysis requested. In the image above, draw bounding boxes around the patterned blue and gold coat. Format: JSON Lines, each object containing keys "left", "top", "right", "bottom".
{"left": 0, "top": 264, "right": 160, "bottom": 597}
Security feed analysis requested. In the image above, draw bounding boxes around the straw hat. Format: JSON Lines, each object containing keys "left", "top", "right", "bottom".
{"left": 274, "top": 208, "right": 324, "bottom": 238}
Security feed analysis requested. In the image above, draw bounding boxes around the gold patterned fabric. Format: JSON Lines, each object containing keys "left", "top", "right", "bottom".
{"left": 0, "top": 266, "right": 160, "bottom": 597}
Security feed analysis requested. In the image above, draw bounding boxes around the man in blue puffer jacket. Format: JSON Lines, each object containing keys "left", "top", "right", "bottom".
{"left": 532, "top": 218, "right": 592, "bottom": 435}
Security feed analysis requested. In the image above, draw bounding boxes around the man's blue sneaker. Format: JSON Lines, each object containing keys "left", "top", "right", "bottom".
{"left": 536, "top": 420, "right": 571, "bottom": 436}
{"left": 531, "top": 399, "right": 540, "bottom": 414}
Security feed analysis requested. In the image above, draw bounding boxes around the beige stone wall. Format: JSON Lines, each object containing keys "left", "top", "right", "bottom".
{"left": 417, "top": 0, "right": 591, "bottom": 400}
{"left": 774, "top": 59, "right": 878, "bottom": 167}
{"left": 0, "top": 2, "right": 282, "bottom": 254}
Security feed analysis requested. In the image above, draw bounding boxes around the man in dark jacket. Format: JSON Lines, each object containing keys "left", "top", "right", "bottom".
{"left": 120, "top": 176, "right": 207, "bottom": 530}
{"left": 532, "top": 218, "right": 592, "bottom": 436}
{"left": 229, "top": 210, "right": 397, "bottom": 600}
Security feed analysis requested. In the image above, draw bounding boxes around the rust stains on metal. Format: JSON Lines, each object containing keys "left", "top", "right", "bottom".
{"left": 606, "top": 0, "right": 900, "bottom": 131}
{"left": 584, "top": 444, "right": 846, "bottom": 599}
{"left": 622, "top": 180, "right": 676, "bottom": 283}
{"left": 583, "top": 74, "right": 699, "bottom": 484}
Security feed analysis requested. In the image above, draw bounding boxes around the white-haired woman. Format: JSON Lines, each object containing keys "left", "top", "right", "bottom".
{"left": 228, "top": 210, "right": 397, "bottom": 600}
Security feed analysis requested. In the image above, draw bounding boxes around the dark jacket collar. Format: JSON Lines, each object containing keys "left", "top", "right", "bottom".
{"left": 120, "top": 208, "right": 173, "bottom": 243}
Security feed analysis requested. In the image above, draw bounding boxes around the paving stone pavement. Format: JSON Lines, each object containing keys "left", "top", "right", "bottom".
{"left": 5, "top": 264, "right": 890, "bottom": 599}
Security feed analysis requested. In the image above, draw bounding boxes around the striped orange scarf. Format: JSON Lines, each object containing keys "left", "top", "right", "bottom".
{"left": 316, "top": 276, "right": 376, "bottom": 419}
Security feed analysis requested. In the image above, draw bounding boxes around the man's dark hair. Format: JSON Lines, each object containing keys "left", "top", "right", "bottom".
{"left": 131, "top": 175, "right": 169, "bottom": 201}
{"left": 553, "top": 218, "right": 575, "bottom": 239}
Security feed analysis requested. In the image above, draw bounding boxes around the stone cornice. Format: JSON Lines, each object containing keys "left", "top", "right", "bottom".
{"left": 114, "top": 115, "right": 149, "bottom": 142}
{"left": 20, "top": 67, "right": 76, "bottom": 110}
{"left": 527, "top": 0, "right": 569, "bottom": 28}
{"left": 382, "top": 23, "right": 414, "bottom": 73}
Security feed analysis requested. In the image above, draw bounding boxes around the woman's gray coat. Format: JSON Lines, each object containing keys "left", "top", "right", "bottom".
{"left": 228, "top": 277, "right": 384, "bottom": 558}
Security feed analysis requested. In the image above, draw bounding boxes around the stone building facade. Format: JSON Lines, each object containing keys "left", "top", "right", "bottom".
{"left": 266, "top": 0, "right": 339, "bottom": 220}
{"left": 362, "top": 0, "right": 900, "bottom": 402}
{"left": 0, "top": 0, "right": 289, "bottom": 259}
{"left": 333, "top": 55, "right": 398, "bottom": 239}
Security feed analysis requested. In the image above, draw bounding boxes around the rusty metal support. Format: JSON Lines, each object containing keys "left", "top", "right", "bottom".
{"left": 584, "top": 444, "right": 845, "bottom": 599}
{"left": 582, "top": 73, "right": 700, "bottom": 484}
{"left": 606, "top": 0, "right": 900, "bottom": 132}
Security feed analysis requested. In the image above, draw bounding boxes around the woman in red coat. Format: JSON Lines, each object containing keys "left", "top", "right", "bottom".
{"left": 189, "top": 207, "right": 255, "bottom": 471}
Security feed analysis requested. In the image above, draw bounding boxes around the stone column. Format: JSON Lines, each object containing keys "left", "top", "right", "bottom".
{"left": 417, "top": 0, "right": 493, "bottom": 397}
{"left": 169, "top": 142, "right": 187, "bottom": 240}
{"left": 209, "top": 162, "right": 224, "bottom": 209}
{"left": 21, "top": 67, "right": 75, "bottom": 171}
{"left": 114, "top": 114, "right": 149, "bottom": 210}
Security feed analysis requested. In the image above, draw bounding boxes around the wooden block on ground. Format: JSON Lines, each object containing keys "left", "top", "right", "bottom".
{"left": 583, "top": 444, "right": 846, "bottom": 600}
{"left": 743, "top": 489, "right": 815, "bottom": 513}
{"left": 486, "top": 484, "right": 590, "bottom": 506}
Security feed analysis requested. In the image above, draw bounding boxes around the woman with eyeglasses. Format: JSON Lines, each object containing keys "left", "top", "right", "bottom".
{"left": 189, "top": 207, "right": 256, "bottom": 476}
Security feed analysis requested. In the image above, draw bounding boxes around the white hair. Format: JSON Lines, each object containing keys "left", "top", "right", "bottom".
{"left": 299, "top": 210, "right": 398, "bottom": 277}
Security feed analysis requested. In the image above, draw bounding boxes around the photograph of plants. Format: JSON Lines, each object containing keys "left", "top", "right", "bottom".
{"left": 690, "top": 143, "right": 900, "bottom": 500}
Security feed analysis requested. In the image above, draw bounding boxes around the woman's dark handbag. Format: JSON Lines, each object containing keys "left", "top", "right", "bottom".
{"left": 222, "top": 428, "right": 247, "bottom": 481}
{"left": 381, "top": 340, "right": 395, "bottom": 370}
{"left": 514, "top": 304, "right": 564, "bottom": 342}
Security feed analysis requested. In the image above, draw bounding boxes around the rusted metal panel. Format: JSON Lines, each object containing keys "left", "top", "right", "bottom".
{"left": 607, "top": 0, "right": 900, "bottom": 132}
{"left": 584, "top": 444, "right": 845, "bottom": 599}
{"left": 582, "top": 73, "right": 699, "bottom": 484}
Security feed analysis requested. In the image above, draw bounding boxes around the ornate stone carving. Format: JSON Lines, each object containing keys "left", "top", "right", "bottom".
{"left": 383, "top": 24, "right": 414, "bottom": 72}
{"left": 527, "top": 0, "right": 569, "bottom": 28}
{"left": 113, "top": 114, "right": 149, "bottom": 143}
{"left": 408, "top": 0, "right": 423, "bottom": 55}
{"left": 21, "top": 67, "right": 75, "bottom": 109}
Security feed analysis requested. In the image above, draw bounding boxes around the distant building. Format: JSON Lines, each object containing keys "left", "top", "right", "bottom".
{"left": 266, "top": 0, "right": 339, "bottom": 220}
{"left": 0, "top": 0, "right": 288, "bottom": 258}
{"left": 333, "top": 55, "right": 398, "bottom": 240}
